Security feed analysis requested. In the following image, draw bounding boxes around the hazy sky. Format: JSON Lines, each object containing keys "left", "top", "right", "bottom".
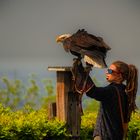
{"left": 0, "top": 0, "right": 140, "bottom": 71}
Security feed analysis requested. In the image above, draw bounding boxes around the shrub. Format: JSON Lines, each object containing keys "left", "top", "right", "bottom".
{"left": 80, "top": 112, "right": 97, "bottom": 140}
{"left": 0, "top": 104, "right": 140, "bottom": 140}
{"left": 0, "top": 104, "right": 68, "bottom": 140}
{"left": 128, "top": 111, "right": 140, "bottom": 140}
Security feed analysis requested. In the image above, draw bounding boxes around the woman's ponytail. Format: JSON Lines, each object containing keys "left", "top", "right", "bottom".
{"left": 126, "top": 64, "right": 138, "bottom": 120}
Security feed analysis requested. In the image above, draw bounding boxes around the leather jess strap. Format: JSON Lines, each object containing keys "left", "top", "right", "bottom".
{"left": 113, "top": 86, "right": 128, "bottom": 140}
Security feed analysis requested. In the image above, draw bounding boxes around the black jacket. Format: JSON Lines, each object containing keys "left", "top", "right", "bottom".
{"left": 86, "top": 83, "right": 128, "bottom": 140}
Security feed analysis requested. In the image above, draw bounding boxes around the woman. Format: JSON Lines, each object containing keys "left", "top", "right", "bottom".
{"left": 73, "top": 60, "right": 138, "bottom": 140}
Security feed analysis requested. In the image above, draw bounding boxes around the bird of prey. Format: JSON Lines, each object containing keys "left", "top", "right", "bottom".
{"left": 56, "top": 29, "right": 111, "bottom": 68}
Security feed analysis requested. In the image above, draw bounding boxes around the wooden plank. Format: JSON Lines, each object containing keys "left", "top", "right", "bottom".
{"left": 67, "top": 91, "right": 81, "bottom": 137}
{"left": 56, "top": 71, "right": 65, "bottom": 121}
{"left": 48, "top": 66, "right": 71, "bottom": 71}
{"left": 56, "top": 71, "right": 72, "bottom": 121}
{"left": 48, "top": 102, "right": 56, "bottom": 120}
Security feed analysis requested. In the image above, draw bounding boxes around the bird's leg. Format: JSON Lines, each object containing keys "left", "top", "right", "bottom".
{"left": 71, "top": 57, "right": 82, "bottom": 91}
{"left": 73, "top": 56, "right": 82, "bottom": 64}
{"left": 85, "top": 62, "right": 92, "bottom": 72}
{"left": 80, "top": 63, "right": 92, "bottom": 92}
{"left": 72, "top": 57, "right": 82, "bottom": 80}
{"left": 73, "top": 58, "right": 81, "bottom": 65}
{"left": 72, "top": 57, "right": 82, "bottom": 77}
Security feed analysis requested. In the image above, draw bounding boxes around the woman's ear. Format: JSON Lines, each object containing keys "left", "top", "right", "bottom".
{"left": 119, "top": 73, "right": 123, "bottom": 82}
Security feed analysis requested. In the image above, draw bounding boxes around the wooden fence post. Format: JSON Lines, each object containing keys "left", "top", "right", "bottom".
{"left": 48, "top": 102, "right": 56, "bottom": 120}
{"left": 48, "top": 66, "right": 81, "bottom": 139}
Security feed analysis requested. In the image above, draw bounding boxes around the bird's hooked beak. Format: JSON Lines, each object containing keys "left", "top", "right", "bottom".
{"left": 56, "top": 34, "right": 71, "bottom": 42}
{"left": 56, "top": 36, "right": 61, "bottom": 42}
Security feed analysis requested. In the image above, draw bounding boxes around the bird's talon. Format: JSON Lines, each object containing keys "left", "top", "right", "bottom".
{"left": 73, "top": 58, "right": 77, "bottom": 61}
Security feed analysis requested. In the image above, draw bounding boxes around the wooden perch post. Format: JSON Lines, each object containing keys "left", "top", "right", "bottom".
{"left": 48, "top": 66, "right": 81, "bottom": 139}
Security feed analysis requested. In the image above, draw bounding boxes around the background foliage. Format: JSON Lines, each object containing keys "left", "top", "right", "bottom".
{"left": 0, "top": 104, "right": 140, "bottom": 140}
{"left": 0, "top": 76, "right": 140, "bottom": 139}
{"left": 0, "top": 76, "right": 55, "bottom": 110}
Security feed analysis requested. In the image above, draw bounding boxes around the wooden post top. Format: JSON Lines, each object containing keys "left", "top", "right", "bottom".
{"left": 48, "top": 66, "right": 72, "bottom": 72}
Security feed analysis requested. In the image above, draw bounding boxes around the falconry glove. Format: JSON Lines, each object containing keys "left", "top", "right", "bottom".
{"left": 71, "top": 59, "right": 94, "bottom": 94}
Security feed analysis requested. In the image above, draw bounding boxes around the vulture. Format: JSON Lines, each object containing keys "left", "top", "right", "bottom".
{"left": 56, "top": 29, "right": 111, "bottom": 68}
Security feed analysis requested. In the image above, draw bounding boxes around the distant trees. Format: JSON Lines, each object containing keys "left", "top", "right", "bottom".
{"left": 0, "top": 77, "right": 24, "bottom": 110}
{"left": 0, "top": 74, "right": 139, "bottom": 112}
{"left": 0, "top": 75, "right": 55, "bottom": 110}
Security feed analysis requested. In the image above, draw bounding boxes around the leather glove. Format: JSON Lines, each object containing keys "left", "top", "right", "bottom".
{"left": 71, "top": 59, "right": 94, "bottom": 94}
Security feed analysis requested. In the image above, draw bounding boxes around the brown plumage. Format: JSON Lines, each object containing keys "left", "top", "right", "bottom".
{"left": 56, "top": 29, "right": 111, "bottom": 68}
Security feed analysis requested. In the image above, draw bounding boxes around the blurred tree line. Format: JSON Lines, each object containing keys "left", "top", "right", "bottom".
{"left": 0, "top": 74, "right": 100, "bottom": 112}
{"left": 0, "top": 74, "right": 139, "bottom": 111}
{"left": 0, "top": 75, "right": 56, "bottom": 111}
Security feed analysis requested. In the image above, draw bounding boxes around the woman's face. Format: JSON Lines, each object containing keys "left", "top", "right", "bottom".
{"left": 106, "top": 64, "right": 123, "bottom": 83}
